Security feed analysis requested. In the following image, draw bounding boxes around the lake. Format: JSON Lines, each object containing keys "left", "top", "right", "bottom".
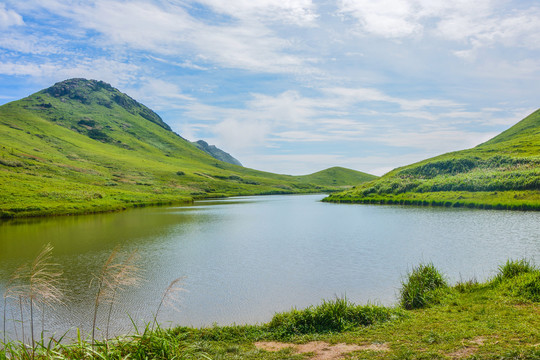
{"left": 1, "top": 194, "right": 540, "bottom": 340}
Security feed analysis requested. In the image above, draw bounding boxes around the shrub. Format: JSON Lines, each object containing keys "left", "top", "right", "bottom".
{"left": 503, "top": 272, "right": 540, "bottom": 302}
{"left": 496, "top": 259, "right": 536, "bottom": 281}
{"left": 400, "top": 263, "right": 447, "bottom": 310}
{"left": 268, "top": 298, "right": 402, "bottom": 336}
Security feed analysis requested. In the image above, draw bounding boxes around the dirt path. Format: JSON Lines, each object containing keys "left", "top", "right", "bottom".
{"left": 254, "top": 340, "right": 389, "bottom": 360}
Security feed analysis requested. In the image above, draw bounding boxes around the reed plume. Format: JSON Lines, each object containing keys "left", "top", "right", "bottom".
{"left": 91, "top": 248, "right": 142, "bottom": 345}
{"left": 152, "top": 277, "right": 186, "bottom": 331}
{"left": 3, "top": 243, "right": 64, "bottom": 359}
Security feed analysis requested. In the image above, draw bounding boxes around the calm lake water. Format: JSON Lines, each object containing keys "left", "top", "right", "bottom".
{"left": 1, "top": 194, "right": 540, "bottom": 340}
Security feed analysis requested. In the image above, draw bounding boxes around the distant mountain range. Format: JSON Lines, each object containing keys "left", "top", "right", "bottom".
{"left": 193, "top": 140, "right": 242, "bottom": 166}
{"left": 0, "top": 78, "right": 375, "bottom": 218}
{"left": 326, "top": 109, "right": 540, "bottom": 210}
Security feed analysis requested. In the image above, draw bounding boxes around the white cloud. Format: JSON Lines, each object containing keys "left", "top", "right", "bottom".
{"left": 0, "top": 33, "right": 61, "bottom": 54}
{"left": 19, "top": 0, "right": 315, "bottom": 74}
{"left": 195, "top": 0, "right": 318, "bottom": 26}
{"left": 0, "top": 4, "right": 23, "bottom": 29}
{"left": 124, "top": 78, "right": 195, "bottom": 111}
{"left": 323, "top": 87, "right": 461, "bottom": 111}
{"left": 0, "top": 58, "right": 139, "bottom": 85}
{"left": 214, "top": 118, "right": 272, "bottom": 151}
{"left": 338, "top": 0, "right": 422, "bottom": 38}
{"left": 338, "top": 0, "right": 540, "bottom": 54}
{"left": 370, "top": 129, "right": 497, "bottom": 153}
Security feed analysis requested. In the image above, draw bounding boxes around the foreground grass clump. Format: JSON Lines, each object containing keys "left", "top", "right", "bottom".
{"left": 495, "top": 259, "right": 536, "bottom": 281}
{"left": 400, "top": 263, "right": 447, "bottom": 310}
{"left": 268, "top": 298, "right": 403, "bottom": 336}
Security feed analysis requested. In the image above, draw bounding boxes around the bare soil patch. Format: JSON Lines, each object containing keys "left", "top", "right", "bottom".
{"left": 447, "top": 336, "right": 487, "bottom": 359}
{"left": 255, "top": 340, "right": 389, "bottom": 360}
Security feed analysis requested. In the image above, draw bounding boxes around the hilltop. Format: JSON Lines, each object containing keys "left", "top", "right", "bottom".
{"left": 0, "top": 79, "right": 375, "bottom": 218}
{"left": 325, "top": 109, "right": 540, "bottom": 210}
{"left": 193, "top": 139, "right": 243, "bottom": 166}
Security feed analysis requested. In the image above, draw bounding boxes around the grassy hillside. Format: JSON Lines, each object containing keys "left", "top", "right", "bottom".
{"left": 294, "top": 166, "right": 377, "bottom": 187}
{"left": 325, "top": 109, "right": 540, "bottom": 210}
{"left": 0, "top": 79, "right": 375, "bottom": 218}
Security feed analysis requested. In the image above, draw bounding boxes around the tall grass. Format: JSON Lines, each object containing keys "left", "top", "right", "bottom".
{"left": 495, "top": 259, "right": 536, "bottom": 281}
{"left": 1, "top": 244, "right": 64, "bottom": 359}
{"left": 400, "top": 263, "right": 447, "bottom": 310}
{"left": 90, "top": 248, "right": 143, "bottom": 345}
{"left": 268, "top": 297, "right": 403, "bottom": 336}
{"left": 152, "top": 277, "right": 185, "bottom": 331}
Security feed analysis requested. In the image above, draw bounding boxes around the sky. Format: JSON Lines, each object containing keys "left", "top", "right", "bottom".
{"left": 1, "top": 0, "right": 540, "bottom": 176}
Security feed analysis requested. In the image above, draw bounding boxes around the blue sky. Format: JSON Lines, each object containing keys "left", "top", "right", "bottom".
{"left": 1, "top": 0, "right": 540, "bottom": 175}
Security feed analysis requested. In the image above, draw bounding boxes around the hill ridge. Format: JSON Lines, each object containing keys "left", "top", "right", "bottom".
{"left": 0, "top": 78, "right": 376, "bottom": 218}
{"left": 325, "top": 109, "right": 540, "bottom": 210}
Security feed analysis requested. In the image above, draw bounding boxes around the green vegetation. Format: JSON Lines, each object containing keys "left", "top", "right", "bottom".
{"left": 325, "top": 109, "right": 540, "bottom": 209}
{"left": 294, "top": 166, "right": 377, "bottom": 188}
{"left": 4, "top": 259, "right": 540, "bottom": 359}
{"left": 0, "top": 78, "right": 375, "bottom": 218}
{"left": 399, "top": 263, "right": 447, "bottom": 310}
{"left": 268, "top": 298, "right": 402, "bottom": 336}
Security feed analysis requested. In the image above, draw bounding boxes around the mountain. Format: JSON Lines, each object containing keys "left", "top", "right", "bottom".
{"left": 325, "top": 109, "right": 540, "bottom": 210}
{"left": 193, "top": 140, "right": 242, "bottom": 166}
{"left": 0, "top": 78, "right": 375, "bottom": 218}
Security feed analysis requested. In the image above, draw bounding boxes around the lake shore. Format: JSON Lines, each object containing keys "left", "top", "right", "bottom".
{"left": 3, "top": 261, "right": 540, "bottom": 359}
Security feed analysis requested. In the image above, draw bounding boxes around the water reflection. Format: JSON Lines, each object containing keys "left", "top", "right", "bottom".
{"left": 1, "top": 195, "right": 540, "bottom": 341}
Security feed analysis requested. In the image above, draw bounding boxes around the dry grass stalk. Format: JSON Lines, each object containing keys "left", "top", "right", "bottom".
{"left": 105, "top": 250, "right": 143, "bottom": 339}
{"left": 152, "top": 277, "right": 186, "bottom": 331}
{"left": 28, "top": 243, "right": 64, "bottom": 359}
{"left": 2, "top": 244, "right": 63, "bottom": 359}
{"left": 91, "top": 248, "right": 143, "bottom": 345}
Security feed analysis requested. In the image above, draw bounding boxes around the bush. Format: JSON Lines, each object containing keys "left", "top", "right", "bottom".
{"left": 268, "top": 298, "right": 402, "bottom": 336}
{"left": 503, "top": 272, "right": 540, "bottom": 302}
{"left": 400, "top": 263, "right": 447, "bottom": 310}
{"left": 496, "top": 259, "right": 536, "bottom": 281}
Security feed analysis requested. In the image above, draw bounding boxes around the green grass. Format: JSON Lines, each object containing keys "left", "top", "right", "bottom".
{"left": 4, "top": 260, "right": 540, "bottom": 359}
{"left": 399, "top": 263, "right": 447, "bottom": 310}
{"left": 0, "top": 79, "right": 375, "bottom": 218}
{"left": 268, "top": 298, "right": 403, "bottom": 337}
{"left": 325, "top": 109, "right": 540, "bottom": 210}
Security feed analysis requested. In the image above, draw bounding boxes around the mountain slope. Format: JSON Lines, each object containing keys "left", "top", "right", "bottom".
{"left": 0, "top": 79, "right": 375, "bottom": 218}
{"left": 193, "top": 140, "right": 243, "bottom": 166}
{"left": 325, "top": 109, "right": 540, "bottom": 210}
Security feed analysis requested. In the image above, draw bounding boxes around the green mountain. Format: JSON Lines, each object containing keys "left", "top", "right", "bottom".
{"left": 325, "top": 109, "right": 540, "bottom": 210}
{"left": 0, "top": 78, "right": 375, "bottom": 218}
{"left": 193, "top": 140, "right": 243, "bottom": 166}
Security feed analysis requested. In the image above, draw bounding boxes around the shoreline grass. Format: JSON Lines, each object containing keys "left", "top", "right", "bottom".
{"left": 3, "top": 260, "right": 540, "bottom": 359}
{"left": 324, "top": 190, "right": 540, "bottom": 211}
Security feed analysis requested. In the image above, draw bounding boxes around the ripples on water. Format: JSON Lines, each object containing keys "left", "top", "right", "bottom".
{"left": 1, "top": 194, "right": 539, "bottom": 339}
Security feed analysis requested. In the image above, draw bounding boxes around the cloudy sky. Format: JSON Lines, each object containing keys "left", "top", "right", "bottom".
{"left": 1, "top": 0, "right": 539, "bottom": 175}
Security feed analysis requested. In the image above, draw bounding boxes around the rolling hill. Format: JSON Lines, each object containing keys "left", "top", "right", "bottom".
{"left": 325, "top": 109, "right": 540, "bottom": 210}
{"left": 0, "top": 78, "right": 375, "bottom": 218}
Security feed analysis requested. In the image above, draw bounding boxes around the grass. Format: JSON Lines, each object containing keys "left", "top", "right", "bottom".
{"left": 325, "top": 109, "right": 540, "bottom": 210}
{"left": 0, "top": 79, "right": 375, "bottom": 219}
{"left": 4, "top": 259, "right": 540, "bottom": 359}
{"left": 399, "top": 263, "right": 447, "bottom": 310}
